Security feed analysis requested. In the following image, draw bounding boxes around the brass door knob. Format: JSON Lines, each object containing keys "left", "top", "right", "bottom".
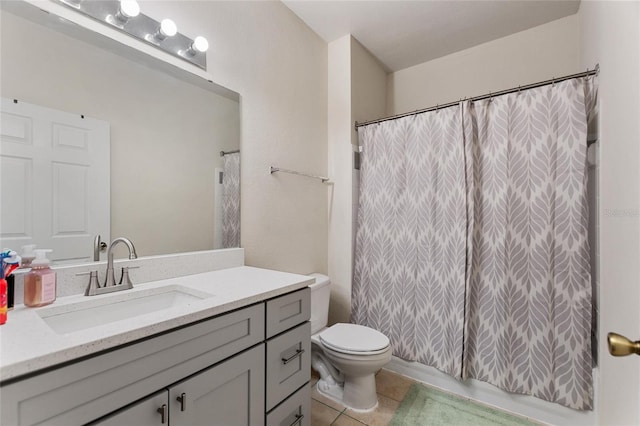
{"left": 608, "top": 332, "right": 640, "bottom": 356}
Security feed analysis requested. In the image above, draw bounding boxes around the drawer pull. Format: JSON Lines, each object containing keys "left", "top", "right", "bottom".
{"left": 289, "top": 414, "right": 304, "bottom": 426}
{"left": 177, "top": 392, "right": 186, "bottom": 411}
{"left": 282, "top": 348, "right": 305, "bottom": 365}
{"left": 157, "top": 404, "right": 167, "bottom": 424}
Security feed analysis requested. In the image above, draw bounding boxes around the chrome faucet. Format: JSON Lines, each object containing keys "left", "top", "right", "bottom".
{"left": 104, "top": 237, "right": 138, "bottom": 288}
{"left": 80, "top": 237, "right": 138, "bottom": 296}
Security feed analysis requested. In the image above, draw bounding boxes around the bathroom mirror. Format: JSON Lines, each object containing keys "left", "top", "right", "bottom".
{"left": 0, "top": 1, "right": 241, "bottom": 264}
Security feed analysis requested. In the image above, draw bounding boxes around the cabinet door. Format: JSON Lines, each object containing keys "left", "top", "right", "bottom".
{"left": 89, "top": 391, "right": 168, "bottom": 426}
{"left": 170, "top": 344, "right": 265, "bottom": 426}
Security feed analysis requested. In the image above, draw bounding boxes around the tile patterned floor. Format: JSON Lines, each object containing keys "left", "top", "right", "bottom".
{"left": 310, "top": 369, "right": 415, "bottom": 426}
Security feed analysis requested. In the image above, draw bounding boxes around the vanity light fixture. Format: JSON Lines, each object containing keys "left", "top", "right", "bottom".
{"left": 55, "top": 0, "right": 207, "bottom": 69}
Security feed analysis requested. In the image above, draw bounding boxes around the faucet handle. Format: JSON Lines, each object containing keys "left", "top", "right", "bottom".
{"left": 119, "top": 266, "right": 139, "bottom": 289}
{"left": 77, "top": 270, "right": 100, "bottom": 296}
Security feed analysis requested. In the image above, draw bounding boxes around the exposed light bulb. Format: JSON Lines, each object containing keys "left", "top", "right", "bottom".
{"left": 182, "top": 36, "right": 209, "bottom": 57}
{"left": 190, "top": 36, "right": 209, "bottom": 54}
{"left": 146, "top": 18, "right": 177, "bottom": 43}
{"left": 109, "top": 0, "right": 139, "bottom": 25}
{"left": 193, "top": 36, "right": 209, "bottom": 53}
{"left": 160, "top": 18, "right": 177, "bottom": 38}
{"left": 119, "top": 0, "right": 140, "bottom": 19}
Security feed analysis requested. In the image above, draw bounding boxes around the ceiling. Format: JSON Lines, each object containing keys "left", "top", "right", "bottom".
{"left": 282, "top": 1, "right": 580, "bottom": 72}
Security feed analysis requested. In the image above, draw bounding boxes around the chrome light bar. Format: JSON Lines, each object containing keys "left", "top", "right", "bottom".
{"left": 56, "top": 0, "right": 208, "bottom": 70}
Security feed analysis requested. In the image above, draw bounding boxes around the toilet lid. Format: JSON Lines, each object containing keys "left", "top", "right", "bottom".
{"left": 319, "top": 323, "right": 390, "bottom": 353}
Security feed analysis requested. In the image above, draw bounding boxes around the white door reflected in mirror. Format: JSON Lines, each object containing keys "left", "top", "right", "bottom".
{"left": 0, "top": 98, "right": 110, "bottom": 264}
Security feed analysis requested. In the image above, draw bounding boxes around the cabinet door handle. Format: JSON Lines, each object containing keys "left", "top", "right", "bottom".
{"left": 282, "top": 348, "right": 305, "bottom": 365}
{"left": 288, "top": 413, "right": 304, "bottom": 426}
{"left": 177, "top": 392, "right": 186, "bottom": 411}
{"left": 157, "top": 404, "right": 167, "bottom": 424}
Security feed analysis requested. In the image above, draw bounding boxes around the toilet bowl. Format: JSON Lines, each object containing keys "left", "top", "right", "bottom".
{"left": 308, "top": 274, "right": 392, "bottom": 412}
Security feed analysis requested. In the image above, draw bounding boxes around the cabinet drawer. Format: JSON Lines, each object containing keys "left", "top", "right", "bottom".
{"left": 265, "top": 322, "right": 311, "bottom": 411}
{"left": 90, "top": 391, "right": 168, "bottom": 426}
{"left": 266, "top": 288, "right": 310, "bottom": 338}
{"left": 0, "top": 303, "right": 265, "bottom": 426}
{"left": 266, "top": 384, "right": 310, "bottom": 426}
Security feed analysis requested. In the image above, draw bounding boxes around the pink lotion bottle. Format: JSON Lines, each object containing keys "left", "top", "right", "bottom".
{"left": 24, "top": 249, "right": 56, "bottom": 307}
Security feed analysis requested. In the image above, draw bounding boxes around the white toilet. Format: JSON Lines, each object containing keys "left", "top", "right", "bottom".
{"left": 309, "top": 273, "right": 392, "bottom": 412}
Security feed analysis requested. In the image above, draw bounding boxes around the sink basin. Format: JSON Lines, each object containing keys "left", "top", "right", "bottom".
{"left": 37, "top": 285, "right": 213, "bottom": 334}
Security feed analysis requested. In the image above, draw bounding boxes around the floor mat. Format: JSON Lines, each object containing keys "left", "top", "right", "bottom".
{"left": 389, "top": 383, "right": 541, "bottom": 426}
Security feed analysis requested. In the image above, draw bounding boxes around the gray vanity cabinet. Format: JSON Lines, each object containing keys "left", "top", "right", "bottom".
{"left": 0, "top": 287, "right": 310, "bottom": 426}
{"left": 1, "top": 303, "right": 265, "bottom": 426}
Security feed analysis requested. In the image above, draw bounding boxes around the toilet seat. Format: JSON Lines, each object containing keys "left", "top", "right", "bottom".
{"left": 319, "top": 323, "right": 390, "bottom": 355}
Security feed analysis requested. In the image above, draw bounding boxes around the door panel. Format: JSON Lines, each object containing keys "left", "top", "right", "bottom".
{"left": 0, "top": 98, "right": 109, "bottom": 263}
{"left": 579, "top": 2, "right": 640, "bottom": 424}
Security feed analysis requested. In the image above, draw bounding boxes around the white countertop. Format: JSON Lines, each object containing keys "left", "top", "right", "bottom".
{"left": 0, "top": 266, "right": 313, "bottom": 382}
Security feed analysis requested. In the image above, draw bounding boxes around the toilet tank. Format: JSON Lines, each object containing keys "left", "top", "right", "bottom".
{"left": 308, "top": 273, "right": 331, "bottom": 334}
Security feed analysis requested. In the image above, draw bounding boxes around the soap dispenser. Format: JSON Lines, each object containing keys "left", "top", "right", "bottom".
{"left": 24, "top": 249, "right": 56, "bottom": 307}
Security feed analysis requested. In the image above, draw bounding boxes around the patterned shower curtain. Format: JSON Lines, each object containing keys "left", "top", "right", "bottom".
{"left": 462, "top": 78, "right": 596, "bottom": 410}
{"left": 352, "top": 76, "right": 596, "bottom": 410}
{"left": 222, "top": 152, "right": 240, "bottom": 248}
{"left": 352, "top": 107, "right": 469, "bottom": 378}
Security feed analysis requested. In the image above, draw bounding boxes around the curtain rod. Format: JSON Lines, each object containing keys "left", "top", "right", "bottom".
{"left": 355, "top": 64, "right": 599, "bottom": 130}
{"left": 220, "top": 149, "right": 240, "bottom": 157}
